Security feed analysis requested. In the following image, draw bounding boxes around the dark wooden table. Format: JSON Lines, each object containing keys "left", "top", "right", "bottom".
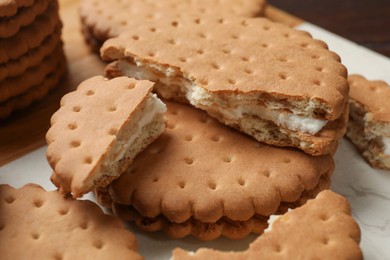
{"left": 268, "top": 0, "right": 390, "bottom": 57}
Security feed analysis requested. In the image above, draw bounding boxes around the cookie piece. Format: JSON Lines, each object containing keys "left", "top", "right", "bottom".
{"left": 0, "top": 0, "right": 34, "bottom": 17}
{"left": 0, "top": 184, "right": 142, "bottom": 260}
{"left": 172, "top": 190, "right": 362, "bottom": 259}
{"left": 0, "top": 24, "right": 61, "bottom": 81}
{"left": 79, "top": 0, "right": 266, "bottom": 51}
{"left": 346, "top": 74, "right": 390, "bottom": 170}
{"left": 0, "top": 0, "right": 49, "bottom": 38}
{"left": 99, "top": 102, "right": 334, "bottom": 240}
{"left": 0, "top": 47, "right": 66, "bottom": 119}
{"left": 97, "top": 170, "right": 330, "bottom": 240}
{"left": 0, "top": 43, "right": 64, "bottom": 102}
{"left": 0, "top": 0, "right": 59, "bottom": 64}
{"left": 102, "top": 16, "right": 348, "bottom": 155}
{"left": 47, "top": 76, "right": 167, "bottom": 198}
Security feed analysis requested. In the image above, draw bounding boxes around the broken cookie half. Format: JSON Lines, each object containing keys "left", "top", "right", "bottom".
{"left": 172, "top": 190, "right": 362, "bottom": 259}
{"left": 101, "top": 16, "right": 349, "bottom": 156}
{"left": 46, "top": 76, "right": 166, "bottom": 198}
{"left": 347, "top": 74, "right": 390, "bottom": 170}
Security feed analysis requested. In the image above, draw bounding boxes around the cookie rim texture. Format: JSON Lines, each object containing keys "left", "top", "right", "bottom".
{"left": 0, "top": 0, "right": 34, "bottom": 17}
{"left": 0, "top": 183, "right": 143, "bottom": 260}
{"left": 0, "top": 24, "right": 62, "bottom": 82}
{"left": 46, "top": 76, "right": 166, "bottom": 198}
{"left": 172, "top": 190, "right": 362, "bottom": 259}
{"left": 79, "top": 0, "right": 267, "bottom": 49}
{"left": 0, "top": 0, "right": 60, "bottom": 64}
{"left": 0, "top": 42, "right": 64, "bottom": 103}
{"left": 104, "top": 102, "right": 334, "bottom": 227}
{"left": 101, "top": 15, "right": 348, "bottom": 121}
{"left": 0, "top": 0, "right": 50, "bottom": 38}
{"left": 96, "top": 170, "right": 331, "bottom": 240}
{"left": 0, "top": 46, "right": 66, "bottom": 119}
{"left": 348, "top": 74, "right": 390, "bottom": 122}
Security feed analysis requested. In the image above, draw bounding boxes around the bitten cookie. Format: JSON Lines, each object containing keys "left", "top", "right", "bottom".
{"left": 0, "top": 184, "right": 142, "bottom": 260}
{"left": 97, "top": 102, "right": 334, "bottom": 240}
{"left": 346, "top": 74, "right": 390, "bottom": 170}
{"left": 172, "top": 190, "right": 362, "bottom": 260}
{"left": 102, "top": 15, "right": 349, "bottom": 156}
{"left": 79, "top": 0, "right": 267, "bottom": 51}
{"left": 47, "top": 76, "right": 167, "bottom": 198}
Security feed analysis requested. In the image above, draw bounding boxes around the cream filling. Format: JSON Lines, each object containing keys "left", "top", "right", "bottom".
{"left": 118, "top": 60, "right": 327, "bottom": 135}
{"left": 110, "top": 94, "right": 166, "bottom": 164}
{"left": 211, "top": 105, "right": 327, "bottom": 135}
{"left": 264, "top": 214, "right": 281, "bottom": 233}
{"left": 381, "top": 137, "right": 390, "bottom": 155}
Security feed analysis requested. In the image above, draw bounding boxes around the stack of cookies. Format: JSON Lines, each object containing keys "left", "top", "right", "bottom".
{"left": 30, "top": 0, "right": 361, "bottom": 258}
{"left": 0, "top": 1, "right": 365, "bottom": 258}
{"left": 96, "top": 14, "right": 349, "bottom": 240}
{"left": 0, "top": 0, "right": 66, "bottom": 119}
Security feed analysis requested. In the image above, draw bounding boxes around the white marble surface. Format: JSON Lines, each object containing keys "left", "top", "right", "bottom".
{"left": 1, "top": 22, "right": 390, "bottom": 259}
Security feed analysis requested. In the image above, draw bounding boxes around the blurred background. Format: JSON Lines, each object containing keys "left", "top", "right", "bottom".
{"left": 268, "top": 0, "right": 390, "bottom": 57}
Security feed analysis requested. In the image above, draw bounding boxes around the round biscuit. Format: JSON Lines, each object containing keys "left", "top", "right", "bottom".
{"left": 0, "top": 184, "right": 142, "bottom": 259}
{"left": 107, "top": 102, "right": 334, "bottom": 224}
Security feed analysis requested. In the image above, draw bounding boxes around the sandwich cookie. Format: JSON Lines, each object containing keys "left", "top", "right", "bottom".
{"left": 0, "top": 184, "right": 142, "bottom": 260}
{"left": 346, "top": 75, "right": 390, "bottom": 170}
{"left": 47, "top": 76, "right": 167, "bottom": 198}
{"left": 102, "top": 16, "right": 349, "bottom": 155}
{"left": 172, "top": 190, "right": 362, "bottom": 259}
{"left": 97, "top": 102, "right": 335, "bottom": 240}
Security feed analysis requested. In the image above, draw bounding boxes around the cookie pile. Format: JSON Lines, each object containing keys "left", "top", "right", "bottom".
{"left": 76, "top": 0, "right": 351, "bottom": 242}
{"left": 1, "top": 0, "right": 363, "bottom": 258}
{"left": 0, "top": 0, "right": 66, "bottom": 119}
{"left": 98, "top": 14, "right": 351, "bottom": 241}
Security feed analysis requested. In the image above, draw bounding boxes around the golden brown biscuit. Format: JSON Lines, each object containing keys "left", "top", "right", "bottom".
{"left": 102, "top": 16, "right": 348, "bottom": 155}
{"left": 79, "top": 0, "right": 267, "bottom": 51}
{"left": 0, "top": 183, "right": 143, "bottom": 260}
